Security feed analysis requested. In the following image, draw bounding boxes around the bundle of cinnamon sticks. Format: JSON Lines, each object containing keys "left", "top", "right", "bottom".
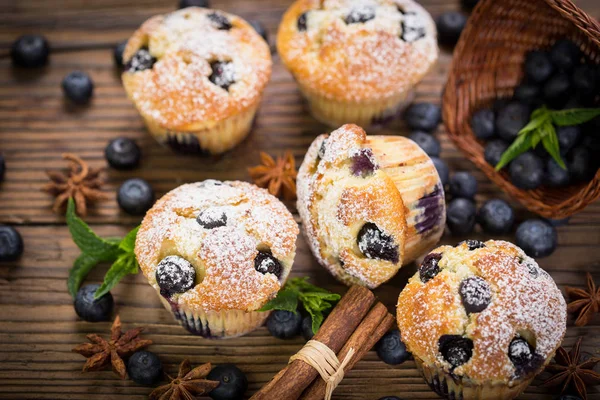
{"left": 251, "top": 285, "right": 394, "bottom": 400}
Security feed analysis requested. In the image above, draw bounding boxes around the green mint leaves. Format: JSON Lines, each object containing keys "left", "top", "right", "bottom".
{"left": 259, "top": 277, "right": 340, "bottom": 334}
{"left": 66, "top": 198, "right": 140, "bottom": 299}
{"left": 495, "top": 106, "right": 600, "bottom": 171}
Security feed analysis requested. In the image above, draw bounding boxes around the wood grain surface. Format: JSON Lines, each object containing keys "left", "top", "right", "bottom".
{"left": 0, "top": 0, "right": 599, "bottom": 399}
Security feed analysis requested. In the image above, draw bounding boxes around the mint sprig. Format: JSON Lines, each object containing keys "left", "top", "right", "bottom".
{"left": 66, "top": 198, "right": 140, "bottom": 299}
{"left": 259, "top": 277, "right": 340, "bottom": 334}
{"left": 495, "top": 106, "right": 600, "bottom": 171}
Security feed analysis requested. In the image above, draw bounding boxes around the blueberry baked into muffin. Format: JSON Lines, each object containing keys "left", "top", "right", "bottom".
{"left": 277, "top": 0, "right": 438, "bottom": 128}
{"left": 397, "top": 240, "right": 567, "bottom": 399}
{"left": 122, "top": 7, "right": 272, "bottom": 154}
{"left": 297, "top": 124, "right": 445, "bottom": 288}
{"left": 135, "top": 180, "right": 298, "bottom": 338}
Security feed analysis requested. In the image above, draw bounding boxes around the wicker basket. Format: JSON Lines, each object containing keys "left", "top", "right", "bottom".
{"left": 443, "top": 0, "right": 600, "bottom": 219}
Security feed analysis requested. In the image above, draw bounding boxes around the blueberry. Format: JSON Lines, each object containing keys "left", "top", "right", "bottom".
{"left": 436, "top": 12, "right": 467, "bottom": 46}
{"left": 484, "top": 140, "right": 508, "bottom": 167}
{"left": 376, "top": 330, "right": 410, "bottom": 365}
{"left": 513, "top": 82, "right": 542, "bottom": 105}
{"left": 543, "top": 73, "right": 572, "bottom": 107}
{"left": 126, "top": 48, "right": 156, "bottom": 72}
{"left": 419, "top": 253, "right": 442, "bottom": 283}
{"left": 446, "top": 198, "right": 476, "bottom": 235}
{"left": 249, "top": 20, "right": 268, "bottom": 43}
{"left": 209, "top": 61, "right": 236, "bottom": 91}
{"left": 477, "top": 199, "right": 514, "bottom": 234}
{"left": 105, "top": 137, "right": 141, "bottom": 170}
{"left": 401, "top": 12, "right": 426, "bottom": 42}
{"left": 11, "top": 35, "right": 50, "bottom": 68}
{"left": 572, "top": 64, "right": 598, "bottom": 98}
{"left": 404, "top": 103, "right": 441, "bottom": 132}
{"left": 431, "top": 157, "right": 449, "bottom": 187}
{"left": 496, "top": 102, "right": 530, "bottom": 142}
{"left": 459, "top": 276, "right": 492, "bottom": 313}
{"left": 508, "top": 337, "right": 544, "bottom": 376}
{"left": 301, "top": 315, "right": 314, "bottom": 341}
{"left": 470, "top": 108, "right": 495, "bottom": 140}
{"left": 524, "top": 51, "right": 554, "bottom": 83}
{"left": 0, "top": 225, "right": 23, "bottom": 261}
{"left": 557, "top": 126, "right": 581, "bottom": 154}
{"left": 544, "top": 158, "right": 570, "bottom": 187}
{"left": 197, "top": 209, "right": 228, "bottom": 229}
{"left": 113, "top": 40, "right": 127, "bottom": 68}
{"left": 117, "top": 178, "right": 155, "bottom": 215}
{"left": 62, "top": 71, "right": 94, "bottom": 105}
{"left": 516, "top": 219, "right": 557, "bottom": 258}
{"left": 449, "top": 171, "right": 478, "bottom": 200}
{"left": 127, "top": 351, "right": 162, "bottom": 385}
{"left": 350, "top": 148, "right": 378, "bottom": 177}
{"left": 266, "top": 310, "right": 302, "bottom": 339}
{"left": 207, "top": 364, "right": 248, "bottom": 400}
{"left": 317, "top": 139, "right": 327, "bottom": 160}
{"left": 550, "top": 39, "right": 581, "bottom": 71}
{"left": 156, "top": 255, "right": 196, "bottom": 296}
{"left": 567, "top": 146, "right": 594, "bottom": 182}
{"left": 357, "top": 223, "right": 399, "bottom": 263}
{"left": 410, "top": 131, "right": 441, "bottom": 157}
{"left": 297, "top": 12, "right": 308, "bottom": 31}
{"left": 207, "top": 12, "right": 232, "bottom": 30}
{"left": 179, "top": 0, "right": 209, "bottom": 8}
{"left": 74, "top": 284, "right": 113, "bottom": 322}
{"left": 462, "top": 239, "right": 485, "bottom": 250}
{"left": 509, "top": 152, "right": 543, "bottom": 190}
{"left": 345, "top": 6, "right": 376, "bottom": 24}
{"left": 254, "top": 251, "right": 283, "bottom": 278}
{"left": 438, "top": 335, "right": 473, "bottom": 368}
{"left": 0, "top": 154, "right": 5, "bottom": 182}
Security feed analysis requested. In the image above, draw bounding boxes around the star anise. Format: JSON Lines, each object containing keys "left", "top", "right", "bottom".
{"left": 42, "top": 153, "right": 108, "bottom": 216}
{"left": 542, "top": 337, "right": 600, "bottom": 400}
{"left": 149, "top": 359, "right": 219, "bottom": 400}
{"left": 72, "top": 315, "right": 152, "bottom": 379}
{"left": 248, "top": 151, "right": 297, "bottom": 200}
{"left": 565, "top": 272, "right": 600, "bottom": 326}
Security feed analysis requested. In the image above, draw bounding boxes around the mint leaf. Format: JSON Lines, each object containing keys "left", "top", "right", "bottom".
{"left": 119, "top": 226, "right": 140, "bottom": 253}
{"left": 518, "top": 110, "right": 549, "bottom": 135}
{"left": 531, "top": 131, "right": 541, "bottom": 149}
{"left": 67, "top": 253, "right": 100, "bottom": 298}
{"left": 495, "top": 132, "right": 533, "bottom": 171}
{"left": 94, "top": 253, "right": 138, "bottom": 299}
{"left": 287, "top": 277, "right": 329, "bottom": 293}
{"left": 259, "top": 288, "right": 298, "bottom": 312}
{"left": 541, "top": 123, "right": 566, "bottom": 169}
{"left": 306, "top": 307, "right": 324, "bottom": 334}
{"left": 550, "top": 108, "right": 600, "bottom": 126}
{"left": 66, "top": 198, "right": 120, "bottom": 261}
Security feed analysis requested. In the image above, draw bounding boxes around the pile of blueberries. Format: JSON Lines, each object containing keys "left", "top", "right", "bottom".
{"left": 470, "top": 38, "right": 600, "bottom": 191}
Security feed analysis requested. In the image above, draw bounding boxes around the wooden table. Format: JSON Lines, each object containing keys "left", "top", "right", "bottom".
{"left": 0, "top": 0, "right": 599, "bottom": 399}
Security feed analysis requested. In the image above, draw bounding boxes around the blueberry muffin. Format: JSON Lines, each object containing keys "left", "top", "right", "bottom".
{"left": 135, "top": 180, "right": 299, "bottom": 338}
{"left": 277, "top": 0, "right": 438, "bottom": 128}
{"left": 397, "top": 240, "right": 567, "bottom": 399}
{"left": 122, "top": 7, "right": 272, "bottom": 154}
{"left": 297, "top": 124, "right": 445, "bottom": 288}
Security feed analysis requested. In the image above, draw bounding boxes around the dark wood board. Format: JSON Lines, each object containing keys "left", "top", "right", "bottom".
{"left": 0, "top": 0, "right": 599, "bottom": 399}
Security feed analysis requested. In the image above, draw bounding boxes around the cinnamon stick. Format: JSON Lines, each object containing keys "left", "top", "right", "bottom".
{"left": 299, "top": 304, "right": 395, "bottom": 400}
{"left": 251, "top": 285, "right": 375, "bottom": 400}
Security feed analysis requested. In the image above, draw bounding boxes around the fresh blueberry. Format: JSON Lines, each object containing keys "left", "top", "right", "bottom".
{"left": 446, "top": 198, "right": 476, "bottom": 235}
{"left": 117, "top": 178, "right": 155, "bottom": 215}
{"left": 11, "top": 35, "right": 50, "bottom": 68}
{"left": 550, "top": 39, "right": 581, "bottom": 71}
{"left": 461, "top": 0, "right": 479, "bottom": 9}
{"left": 208, "top": 12, "right": 232, "bottom": 30}
{"left": 524, "top": 51, "right": 554, "bottom": 83}
{"left": 431, "top": 157, "right": 449, "bottom": 187}
{"left": 345, "top": 6, "right": 376, "bottom": 24}
{"left": 126, "top": 48, "right": 156, "bottom": 72}
{"left": 179, "top": 0, "right": 209, "bottom": 8}
{"left": 156, "top": 255, "right": 196, "bottom": 296}
{"left": 544, "top": 158, "right": 570, "bottom": 187}
{"left": 404, "top": 103, "right": 442, "bottom": 132}
{"left": 254, "top": 251, "right": 282, "bottom": 278}
{"left": 249, "top": 20, "right": 268, "bottom": 43}
{"left": 543, "top": 73, "right": 572, "bottom": 107}
{"left": 449, "top": 171, "right": 478, "bottom": 200}
{"left": 496, "top": 102, "right": 530, "bottom": 142}
{"left": 266, "top": 310, "right": 302, "bottom": 339}
{"left": 436, "top": 12, "right": 467, "bottom": 46}
{"left": 470, "top": 108, "right": 495, "bottom": 140}
{"left": 0, "top": 154, "right": 5, "bottom": 182}
{"left": 409, "top": 131, "right": 441, "bottom": 157}
{"left": 459, "top": 276, "right": 492, "bottom": 313}
{"left": 62, "top": 71, "right": 94, "bottom": 105}
{"left": 113, "top": 40, "right": 127, "bottom": 68}
{"left": 509, "top": 152, "right": 543, "bottom": 190}
{"left": 207, "top": 364, "right": 248, "bottom": 400}
{"left": 567, "top": 146, "right": 594, "bottom": 182}
{"left": 516, "top": 219, "right": 557, "bottom": 258}
{"left": 419, "top": 253, "right": 442, "bottom": 283}
{"left": 301, "top": 315, "right": 314, "bottom": 341}
{"left": 209, "top": 61, "right": 235, "bottom": 91}
{"left": 127, "top": 351, "right": 163, "bottom": 385}
{"left": 438, "top": 335, "right": 473, "bottom": 368}
{"left": 297, "top": 12, "right": 308, "bottom": 31}
{"left": 557, "top": 126, "right": 581, "bottom": 154}
{"left": 376, "top": 330, "right": 410, "bottom": 365}
{"left": 477, "top": 199, "right": 514, "bottom": 234}
{"left": 357, "top": 223, "right": 399, "bottom": 263}
{"left": 74, "top": 284, "right": 114, "bottom": 322}
{"left": 0, "top": 225, "right": 23, "bottom": 261}
{"left": 350, "top": 148, "right": 378, "bottom": 177}
{"left": 572, "top": 64, "right": 598, "bottom": 98}
{"left": 513, "top": 82, "right": 542, "bottom": 106}
{"left": 484, "top": 140, "right": 508, "bottom": 167}
{"left": 105, "top": 137, "right": 141, "bottom": 170}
